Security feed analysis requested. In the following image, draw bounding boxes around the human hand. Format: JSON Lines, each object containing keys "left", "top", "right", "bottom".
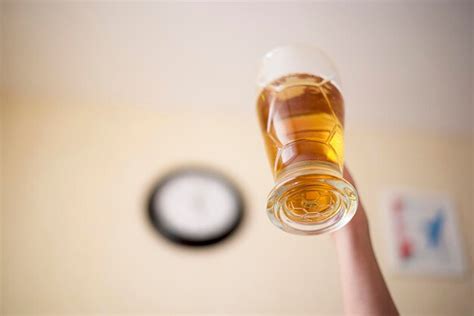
{"left": 333, "top": 167, "right": 399, "bottom": 316}
{"left": 332, "top": 167, "right": 370, "bottom": 242}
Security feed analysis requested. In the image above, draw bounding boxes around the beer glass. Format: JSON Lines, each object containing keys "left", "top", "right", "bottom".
{"left": 256, "top": 45, "right": 358, "bottom": 235}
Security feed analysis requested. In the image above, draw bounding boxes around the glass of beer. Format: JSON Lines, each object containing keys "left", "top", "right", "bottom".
{"left": 256, "top": 45, "right": 358, "bottom": 235}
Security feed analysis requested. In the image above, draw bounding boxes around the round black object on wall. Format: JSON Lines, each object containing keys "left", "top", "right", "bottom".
{"left": 147, "top": 167, "right": 244, "bottom": 246}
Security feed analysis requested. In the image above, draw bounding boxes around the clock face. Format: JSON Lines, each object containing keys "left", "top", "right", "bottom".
{"left": 148, "top": 168, "right": 244, "bottom": 246}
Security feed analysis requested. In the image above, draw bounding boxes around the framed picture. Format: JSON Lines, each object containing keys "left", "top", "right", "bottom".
{"left": 382, "top": 189, "right": 466, "bottom": 277}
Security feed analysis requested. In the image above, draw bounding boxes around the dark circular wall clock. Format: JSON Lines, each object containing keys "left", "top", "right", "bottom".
{"left": 148, "top": 167, "right": 244, "bottom": 246}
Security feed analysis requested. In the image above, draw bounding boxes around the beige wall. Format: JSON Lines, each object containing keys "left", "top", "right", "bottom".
{"left": 1, "top": 1, "right": 473, "bottom": 315}
{"left": 1, "top": 99, "right": 472, "bottom": 315}
{"left": 1, "top": 0, "right": 4, "bottom": 311}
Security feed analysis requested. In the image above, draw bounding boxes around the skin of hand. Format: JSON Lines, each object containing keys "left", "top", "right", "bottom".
{"left": 333, "top": 167, "right": 370, "bottom": 240}
{"left": 332, "top": 167, "right": 399, "bottom": 316}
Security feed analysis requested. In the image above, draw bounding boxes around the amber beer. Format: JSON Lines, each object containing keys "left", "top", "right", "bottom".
{"left": 257, "top": 46, "right": 358, "bottom": 235}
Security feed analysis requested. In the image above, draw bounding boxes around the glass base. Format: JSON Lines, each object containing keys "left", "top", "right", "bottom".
{"left": 266, "top": 162, "right": 358, "bottom": 235}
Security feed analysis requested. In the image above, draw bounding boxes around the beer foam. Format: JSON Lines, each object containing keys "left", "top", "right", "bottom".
{"left": 257, "top": 45, "right": 342, "bottom": 91}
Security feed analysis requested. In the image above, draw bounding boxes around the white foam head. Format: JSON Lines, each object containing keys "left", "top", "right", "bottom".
{"left": 257, "top": 45, "right": 341, "bottom": 90}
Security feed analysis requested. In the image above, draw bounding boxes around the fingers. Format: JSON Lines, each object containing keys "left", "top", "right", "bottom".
{"left": 343, "top": 165, "right": 356, "bottom": 188}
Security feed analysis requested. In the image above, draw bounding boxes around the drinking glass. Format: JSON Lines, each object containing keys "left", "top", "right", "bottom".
{"left": 256, "top": 45, "right": 358, "bottom": 235}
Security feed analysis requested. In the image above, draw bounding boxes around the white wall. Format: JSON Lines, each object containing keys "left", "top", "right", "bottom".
{"left": 1, "top": 2, "right": 473, "bottom": 315}
{"left": 2, "top": 2, "right": 472, "bottom": 134}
